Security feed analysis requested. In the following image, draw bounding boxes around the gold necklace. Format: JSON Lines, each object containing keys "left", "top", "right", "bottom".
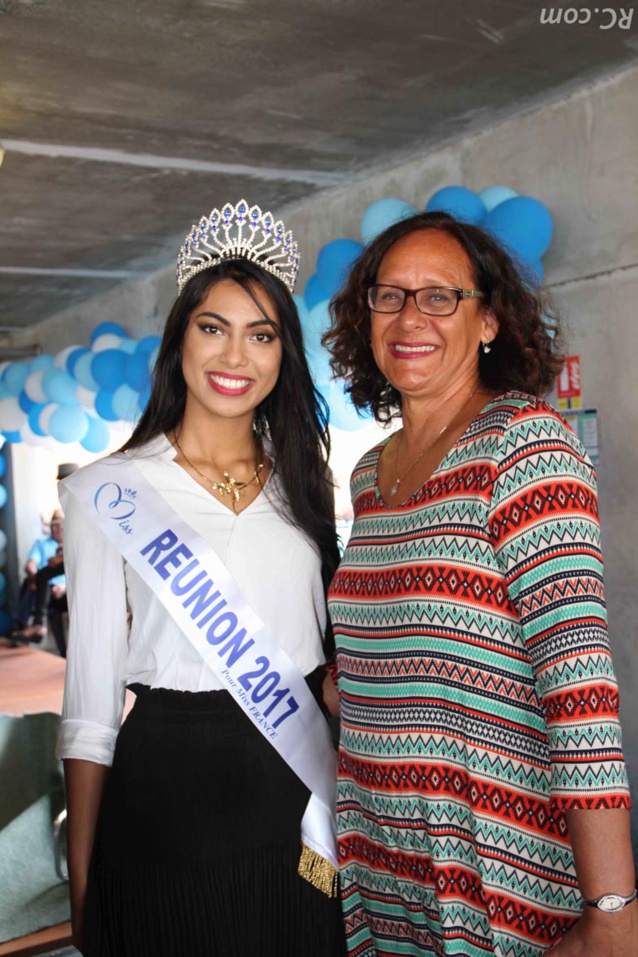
{"left": 389, "top": 389, "right": 477, "bottom": 497}
{"left": 173, "top": 433, "right": 265, "bottom": 513}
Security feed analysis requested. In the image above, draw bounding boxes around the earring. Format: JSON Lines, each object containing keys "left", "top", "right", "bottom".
{"left": 481, "top": 342, "right": 492, "bottom": 354}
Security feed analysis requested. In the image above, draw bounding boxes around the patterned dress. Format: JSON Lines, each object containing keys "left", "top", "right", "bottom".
{"left": 328, "top": 393, "right": 630, "bottom": 957}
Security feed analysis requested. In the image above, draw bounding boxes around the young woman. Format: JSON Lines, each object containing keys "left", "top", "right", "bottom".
{"left": 56, "top": 201, "right": 346, "bottom": 957}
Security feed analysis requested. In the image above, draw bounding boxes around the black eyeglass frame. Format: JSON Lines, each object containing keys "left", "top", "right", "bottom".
{"left": 367, "top": 284, "right": 485, "bottom": 317}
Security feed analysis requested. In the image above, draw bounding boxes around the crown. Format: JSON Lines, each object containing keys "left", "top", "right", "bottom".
{"left": 176, "top": 199, "right": 300, "bottom": 294}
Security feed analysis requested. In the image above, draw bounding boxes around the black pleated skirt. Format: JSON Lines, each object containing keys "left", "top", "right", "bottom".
{"left": 83, "top": 682, "right": 347, "bottom": 957}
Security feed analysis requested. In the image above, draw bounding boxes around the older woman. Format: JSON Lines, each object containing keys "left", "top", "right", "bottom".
{"left": 324, "top": 211, "right": 636, "bottom": 957}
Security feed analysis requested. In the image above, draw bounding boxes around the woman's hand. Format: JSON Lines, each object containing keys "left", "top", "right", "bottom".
{"left": 321, "top": 667, "right": 340, "bottom": 717}
{"left": 549, "top": 904, "right": 638, "bottom": 956}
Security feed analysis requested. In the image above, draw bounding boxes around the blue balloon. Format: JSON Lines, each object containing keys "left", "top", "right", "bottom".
{"left": 91, "top": 349, "right": 127, "bottom": 392}
{"left": 136, "top": 335, "right": 162, "bottom": 355}
{"left": 304, "top": 273, "right": 331, "bottom": 311}
{"left": 80, "top": 415, "right": 111, "bottom": 453}
{"left": 1, "top": 430, "right": 22, "bottom": 443}
{"left": 0, "top": 609, "right": 13, "bottom": 634}
{"left": 0, "top": 485, "right": 7, "bottom": 508}
{"left": 3, "top": 363, "right": 30, "bottom": 396}
{"left": 478, "top": 185, "right": 518, "bottom": 212}
{"left": 74, "top": 352, "right": 99, "bottom": 391}
{"left": 0, "top": 456, "right": 5, "bottom": 479}
{"left": 31, "top": 354, "right": 55, "bottom": 372}
{"left": 95, "top": 389, "right": 119, "bottom": 421}
{"left": 49, "top": 406, "right": 89, "bottom": 443}
{"left": 426, "top": 186, "right": 487, "bottom": 225}
{"left": 486, "top": 196, "right": 553, "bottom": 261}
{"left": 67, "top": 346, "right": 90, "bottom": 377}
{"left": 90, "top": 321, "right": 127, "bottom": 344}
{"left": 112, "top": 383, "right": 139, "bottom": 421}
{"left": 316, "top": 239, "right": 363, "bottom": 296}
{"left": 18, "top": 390, "right": 36, "bottom": 413}
{"left": 28, "top": 403, "right": 48, "bottom": 436}
{"left": 43, "top": 368, "right": 78, "bottom": 405}
{"left": 360, "top": 198, "right": 416, "bottom": 245}
{"left": 124, "top": 351, "right": 151, "bottom": 391}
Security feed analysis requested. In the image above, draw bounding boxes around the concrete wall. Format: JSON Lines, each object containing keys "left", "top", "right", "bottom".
{"left": 12, "top": 64, "right": 638, "bottom": 840}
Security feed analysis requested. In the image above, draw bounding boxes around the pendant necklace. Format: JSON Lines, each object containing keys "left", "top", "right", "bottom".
{"left": 389, "top": 389, "right": 477, "bottom": 498}
{"left": 173, "top": 433, "right": 265, "bottom": 513}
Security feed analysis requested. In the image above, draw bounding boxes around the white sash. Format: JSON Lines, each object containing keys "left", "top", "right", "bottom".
{"left": 62, "top": 452, "right": 338, "bottom": 895}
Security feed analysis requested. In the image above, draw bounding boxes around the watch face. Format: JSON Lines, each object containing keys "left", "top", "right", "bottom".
{"left": 598, "top": 895, "right": 626, "bottom": 913}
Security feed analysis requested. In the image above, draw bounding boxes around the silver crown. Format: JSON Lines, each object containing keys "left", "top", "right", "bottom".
{"left": 176, "top": 199, "right": 300, "bottom": 293}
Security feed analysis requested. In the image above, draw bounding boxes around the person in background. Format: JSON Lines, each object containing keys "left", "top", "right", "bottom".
{"left": 13, "top": 509, "right": 66, "bottom": 652}
{"left": 324, "top": 211, "right": 636, "bottom": 957}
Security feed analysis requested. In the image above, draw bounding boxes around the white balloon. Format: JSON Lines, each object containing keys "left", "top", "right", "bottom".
{"left": 39, "top": 403, "right": 58, "bottom": 432}
{"left": 76, "top": 385, "right": 97, "bottom": 413}
{"left": 92, "top": 333, "right": 123, "bottom": 353}
{"left": 24, "top": 369, "right": 48, "bottom": 403}
{"left": 54, "top": 344, "right": 83, "bottom": 369}
{"left": 0, "top": 396, "right": 27, "bottom": 431}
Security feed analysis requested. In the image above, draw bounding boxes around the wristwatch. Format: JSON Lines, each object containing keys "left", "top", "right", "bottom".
{"left": 583, "top": 888, "right": 638, "bottom": 913}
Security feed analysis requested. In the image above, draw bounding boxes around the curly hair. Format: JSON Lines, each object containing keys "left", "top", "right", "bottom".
{"left": 322, "top": 211, "right": 564, "bottom": 422}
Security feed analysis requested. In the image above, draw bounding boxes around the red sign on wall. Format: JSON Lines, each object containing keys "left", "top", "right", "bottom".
{"left": 557, "top": 355, "right": 582, "bottom": 409}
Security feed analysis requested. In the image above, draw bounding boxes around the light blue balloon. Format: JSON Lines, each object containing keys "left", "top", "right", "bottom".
{"left": 302, "top": 301, "right": 332, "bottom": 353}
{"left": 90, "top": 321, "right": 127, "bottom": 344}
{"left": 316, "top": 239, "right": 363, "bottom": 296}
{"left": 43, "top": 368, "right": 78, "bottom": 405}
{"left": 328, "top": 381, "right": 371, "bottom": 431}
{"left": 30, "top": 354, "right": 55, "bottom": 372}
{"left": 49, "top": 405, "right": 89, "bottom": 443}
{"left": 360, "top": 198, "right": 416, "bottom": 245}
{"left": 118, "top": 338, "right": 138, "bottom": 355}
{"left": 74, "top": 351, "right": 99, "bottom": 391}
{"left": 80, "top": 415, "right": 111, "bottom": 453}
{"left": 0, "top": 485, "right": 7, "bottom": 508}
{"left": 304, "top": 274, "right": 331, "bottom": 311}
{"left": 0, "top": 385, "right": 11, "bottom": 401}
{"left": 426, "top": 186, "right": 487, "bottom": 225}
{"left": 112, "top": 383, "right": 139, "bottom": 422}
{"left": 3, "top": 363, "right": 30, "bottom": 396}
{"left": 305, "top": 343, "right": 332, "bottom": 387}
{"left": 478, "top": 185, "right": 518, "bottom": 212}
{"left": 486, "top": 196, "right": 554, "bottom": 261}
{"left": 67, "top": 347, "right": 90, "bottom": 376}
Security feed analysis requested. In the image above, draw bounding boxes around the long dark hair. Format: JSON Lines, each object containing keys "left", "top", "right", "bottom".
{"left": 324, "top": 211, "right": 564, "bottom": 423}
{"left": 123, "top": 259, "right": 340, "bottom": 655}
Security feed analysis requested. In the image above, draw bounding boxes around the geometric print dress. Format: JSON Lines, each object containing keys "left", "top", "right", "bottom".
{"left": 328, "top": 392, "right": 630, "bottom": 957}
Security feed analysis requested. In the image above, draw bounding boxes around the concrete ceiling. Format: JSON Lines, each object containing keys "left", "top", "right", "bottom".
{"left": 1, "top": 0, "right": 637, "bottom": 336}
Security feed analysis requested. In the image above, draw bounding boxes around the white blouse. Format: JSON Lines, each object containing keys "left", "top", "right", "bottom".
{"left": 55, "top": 435, "right": 328, "bottom": 767}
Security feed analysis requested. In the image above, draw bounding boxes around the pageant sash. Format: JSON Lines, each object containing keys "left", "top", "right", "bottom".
{"left": 62, "top": 453, "right": 338, "bottom": 895}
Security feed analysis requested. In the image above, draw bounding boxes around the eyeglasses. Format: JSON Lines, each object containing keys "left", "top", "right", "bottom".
{"left": 367, "top": 284, "right": 485, "bottom": 317}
